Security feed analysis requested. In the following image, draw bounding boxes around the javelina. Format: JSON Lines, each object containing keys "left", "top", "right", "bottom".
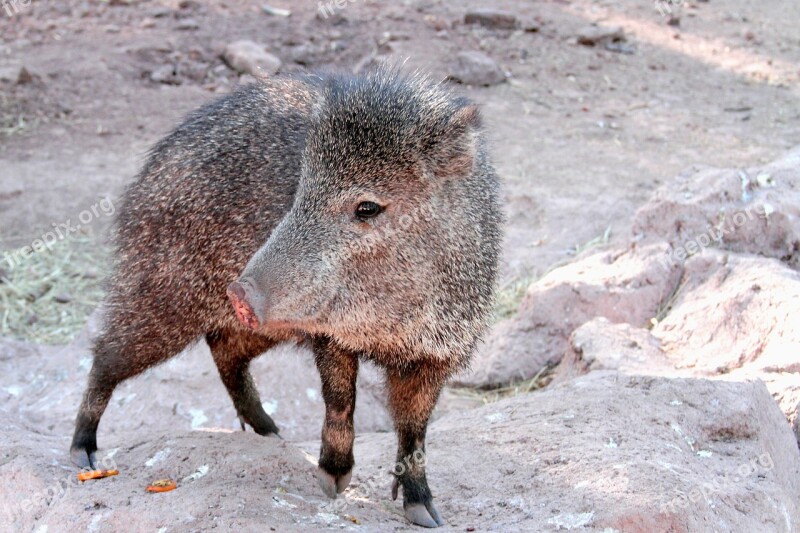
{"left": 70, "top": 68, "right": 502, "bottom": 528}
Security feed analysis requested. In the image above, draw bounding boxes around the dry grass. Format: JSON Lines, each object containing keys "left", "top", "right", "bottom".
{"left": 0, "top": 83, "right": 69, "bottom": 138}
{"left": 570, "top": 225, "right": 612, "bottom": 257}
{"left": 0, "top": 113, "right": 28, "bottom": 137}
{"left": 0, "top": 234, "right": 109, "bottom": 344}
{"left": 0, "top": 91, "right": 31, "bottom": 138}
{"left": 449, "top": 364, "right": 555, "bottom": 405}
{"left": 493, "top": 227, "right": 613, "bottom": 322}
{"left": 648, "top": 276, "right": 687, "bottom": 329}
{"left": 493, "top": 274, "right": 535, "bottom": 321}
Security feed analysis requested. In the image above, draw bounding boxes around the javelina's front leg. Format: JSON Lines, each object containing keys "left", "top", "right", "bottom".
{"left": 313, "top": 337, "right": 359, "bottom": 498}
{"left": 387, "top": 362, "right": 448, "bottom": 528}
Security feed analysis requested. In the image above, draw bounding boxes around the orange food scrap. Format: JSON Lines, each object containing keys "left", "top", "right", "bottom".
{"left": 146, "top": 479, "right": 177, "bottom": 493}
{"left": 345, "top": 515, "right": 361, "bottom": 525}
{"left": 77, "top": 469, "right": 119, "bottom": 482}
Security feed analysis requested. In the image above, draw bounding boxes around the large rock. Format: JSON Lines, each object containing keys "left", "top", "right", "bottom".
{"left": 653, "top": 250, "right": 800, "bottom": 442}
{"left": 420, "top": 375, "right": 800, "bottom": 531}
{"left": 633, "top": 146, "right": 800, "bottom": 270}
{"left": 653, "top": 251, "right": 800, "bottom": 375}
{"left": 456, "top": 242, "right": 682, "bottom": 387}
{"left": 552, "top": 246, "right": 800, "bottom": 446}
{"left": 4, "top": 374, "right": 799, "bottom": 530}
{"left": 222, "top": 40, "right": 282, "bottom": 77}
{"left": 464, "top": 148, "right": 800, "bottom": 445}
{"left": 553, "top": 317, "right": 675, "bottom": 383}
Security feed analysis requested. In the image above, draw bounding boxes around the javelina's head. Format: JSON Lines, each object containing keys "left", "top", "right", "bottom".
{"left": 228, "top": 69, "right": 501, "bottom": 359}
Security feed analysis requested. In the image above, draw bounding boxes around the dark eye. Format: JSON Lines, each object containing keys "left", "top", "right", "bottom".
{"left": 355, "top": 201, "right": 383, "bottom": 220}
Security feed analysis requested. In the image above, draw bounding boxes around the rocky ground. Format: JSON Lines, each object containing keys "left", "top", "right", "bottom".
{"left": 1, "top": 0, "right": 799, "bottom": 531}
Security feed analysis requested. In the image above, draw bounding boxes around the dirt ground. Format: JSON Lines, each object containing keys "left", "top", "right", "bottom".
{"left": 1, "top": 0, "right": 799, "bottom": 531}
{"left": 2, "top": 0, "right": 798, "bottom": 280}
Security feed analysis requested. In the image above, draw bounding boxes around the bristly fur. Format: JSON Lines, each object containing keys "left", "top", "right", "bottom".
{"left": 71, "top": 66, "right": 503, "bottom": 528}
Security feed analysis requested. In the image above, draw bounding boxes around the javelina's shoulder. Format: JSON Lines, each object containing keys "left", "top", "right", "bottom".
{"left": 133, "top": 75, "right": 318, "bottom": 187}
{"left": 152, "top": 76, "right": 317, "bottom": 157}
{"left": 115, "top": 76, "right": 317, "bottom": 243}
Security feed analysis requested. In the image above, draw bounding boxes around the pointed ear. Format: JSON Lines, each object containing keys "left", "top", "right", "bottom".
{"left": 424, "top": 104, "right": 482, "bottom": 180}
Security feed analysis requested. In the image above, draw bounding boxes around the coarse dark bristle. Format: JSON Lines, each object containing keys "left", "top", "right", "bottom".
{"left": 308, "top": 68, "right": 480, "bottom": 164}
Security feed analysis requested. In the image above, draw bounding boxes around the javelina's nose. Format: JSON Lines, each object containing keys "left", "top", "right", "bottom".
{"left": 226, "top": 278, "right": 264, "bottom": 330}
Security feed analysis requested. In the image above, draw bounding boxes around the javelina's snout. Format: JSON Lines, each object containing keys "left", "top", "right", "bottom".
{"left": 226, "top": 277, "right": 266, "bottom": 330}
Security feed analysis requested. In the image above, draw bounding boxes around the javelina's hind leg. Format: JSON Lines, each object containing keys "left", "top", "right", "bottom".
{"left": 71, "top": 324, "right": 196, "bottom": 470}
{"left": 386, "top": 362, "right": 449, "bottom": 528}
{"left": 313, "top": 337, "right": 359, "bottom": 498}
{"left": 206, "top": 329, "right": 279, "bottom": 436}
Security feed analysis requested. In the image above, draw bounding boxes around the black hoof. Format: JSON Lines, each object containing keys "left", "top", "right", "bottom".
{"left": 404, "top": 501, "right": 445, "bottom": 528}
{"left": 242, "top": 410, "right": 279, "bottom": 437}
{"left": 70, "top": 446, "right": 97, "bottom": 470}
{"left": 316, "top": 466, "right": 352, "bottom": 498}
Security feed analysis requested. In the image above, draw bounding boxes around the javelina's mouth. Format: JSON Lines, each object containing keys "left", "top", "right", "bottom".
{"left": 227, "top": 281, "right": 261, "bottom": 330}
